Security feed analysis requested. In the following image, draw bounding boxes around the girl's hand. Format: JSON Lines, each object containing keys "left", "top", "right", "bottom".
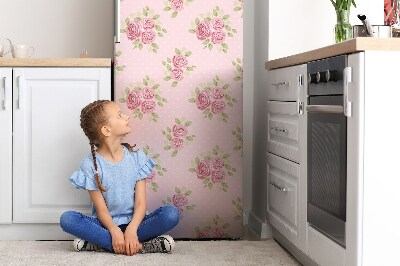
{"left": 110, "top": 227, "right": 125, "bottom": 254}
{"left": 124, "top": 227, "right": 141, "bottom": 256}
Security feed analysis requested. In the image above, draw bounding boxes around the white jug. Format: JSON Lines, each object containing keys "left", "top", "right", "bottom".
{"left": 0, "top": 38, "right": 12, "bottom": 57}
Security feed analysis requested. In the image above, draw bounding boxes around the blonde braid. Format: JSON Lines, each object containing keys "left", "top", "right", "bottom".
{"left": 90, "top": 143, "right": 107, "bottom": 192}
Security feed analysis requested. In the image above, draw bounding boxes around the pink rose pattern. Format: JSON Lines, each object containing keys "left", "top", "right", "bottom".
{"left": 164, "top": 0, "right": 193, "bottom": 18}
{"left": 162, "top": 187, "right": 196, "bottom": 218}
{"left": 194, "top": 215, "right": 230, "bottom": 238}
{"left": 163, "top": 48, "right": 196, "bottom": 87}
{"left": 119, "top": 76, "right": 167, "bottom": 122}
{"left": 232, "top": 127, "right": 243, "bottom": 156}
{"left": 232, "top": 57, "right": 243, "bottom": 82}
{"left": 188, "top": 75, "right": 237, "bottom": 123}
{"left": 122, "top": 6, "right": 166, "bottom": 53}
{"left": 114, "top": 50, "right": 126, "bottom": 73}
{"left": 234, "top": 0, "right": 244, "bottom": 17}
{"left": 189, "top": 6, "right": 237, "bottom": 52}
{"left": 116, "top": 1, "right": 242, "bottom": 239}
{"left": 189, "top": 145, "right": 237, "bottom": 192}
{"left": 162, "top": 118, "right": 196, "bottom": 157}
{"left": 143, "top": 145, "right": 167, "bottom": 193}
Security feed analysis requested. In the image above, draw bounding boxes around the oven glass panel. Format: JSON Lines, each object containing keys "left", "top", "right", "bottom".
{"left": 308, "top": 112, "right": 347, "bottom": 221}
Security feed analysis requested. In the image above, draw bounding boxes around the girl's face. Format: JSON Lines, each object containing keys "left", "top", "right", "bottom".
{"left": 102, "top": 102, "right": 131, "bottom": 137}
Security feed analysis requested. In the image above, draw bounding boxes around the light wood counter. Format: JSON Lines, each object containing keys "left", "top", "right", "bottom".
{"left": 265, "top": 37, "right": 400, "bottom": 70}
{"left": 0, "top": 58, "right": 111, "bottom": 67}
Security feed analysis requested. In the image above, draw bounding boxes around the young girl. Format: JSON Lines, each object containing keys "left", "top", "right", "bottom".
{"left": 60, "top": 100, "right": 179, "bottom": 256}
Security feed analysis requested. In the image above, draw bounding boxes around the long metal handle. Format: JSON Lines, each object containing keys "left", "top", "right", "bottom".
{"left": 306, "top": 105, "right": 343, "bottom": 114}
{"left": 115, "top": 0, "right": 121, "bottom": 43}
{"left": 272, "top": 81, "right": 289, "bottom": 87}
{"left": 269, "top": 181, "right": 290, "bottom": 192}
{"left": 17, "top": 76, "right": 23, "bottom": 109}
{"left": 2, "top": 77, "right": 6, "bottom": 110}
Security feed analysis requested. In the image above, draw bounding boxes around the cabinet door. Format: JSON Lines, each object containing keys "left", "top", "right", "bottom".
{"left": 267, "top": 101, "right": 299, "bottom": 163}
{"left": 267, "top": 153, "right": 299, "bottom": 246}
{"left": 13, "top": 67, "right": 111, "bottom": 223}
{"left": 266, "top": 64, "right": 306, "bottom": 101}
{"left": 0, "top": 68, "right": 12, "bottom": 224}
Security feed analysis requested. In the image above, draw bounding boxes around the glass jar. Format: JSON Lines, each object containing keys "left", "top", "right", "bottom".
{"left": 335, "top": 10, "right": 352, "bottom": 43}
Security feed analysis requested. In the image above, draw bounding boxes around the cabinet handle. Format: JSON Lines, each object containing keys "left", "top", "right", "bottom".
{"left": 2, "top": 77, "right": 6, "bottom": 110}
{"left": 270, "top": 127, "right": 288, "bottom": 134}
{"left": 17, "top": 76, "right": 23, "bottom": 109}
{"left": 269, "top": 181, "right": 290, "bottom": 192}
{"left": 272, "top": 81, "right": 289, "bottom": 87}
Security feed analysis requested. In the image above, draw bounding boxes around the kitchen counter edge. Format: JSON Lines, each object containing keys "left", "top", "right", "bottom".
{"left": 265, "top": 37, "right": 400, "bottom": 70}
{"left": 0, "top": 58, "right": 112, "bottom": 67}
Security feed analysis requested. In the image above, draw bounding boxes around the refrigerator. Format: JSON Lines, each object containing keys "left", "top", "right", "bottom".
{"left": 113, "top": 0, "right": 243, "bottom": 239}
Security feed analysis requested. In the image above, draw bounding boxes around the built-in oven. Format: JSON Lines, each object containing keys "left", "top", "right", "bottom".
{"left": 306, "top": 55, "right": 348, "bottom": 248}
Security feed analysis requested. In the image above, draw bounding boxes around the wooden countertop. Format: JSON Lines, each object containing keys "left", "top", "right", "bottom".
{"left": 0, "top": 58, "right": 111, "bottom": 67}
{"left": 265, "top": 37, "right": 400, "bottom": 70}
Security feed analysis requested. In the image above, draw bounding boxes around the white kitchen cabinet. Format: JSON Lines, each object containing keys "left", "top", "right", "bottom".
{"left": 266, "top": 63, "right": 307, "bottom": 253}
{"left": 0, "top": 68, "right": 12, "bottom": 224}
{"left": 0, "top": 67, "right": 111, "bottom": 238}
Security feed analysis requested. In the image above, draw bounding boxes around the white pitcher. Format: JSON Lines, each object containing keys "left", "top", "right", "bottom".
{"left": 0, "top": 38, "right": 12, "bottom": 57}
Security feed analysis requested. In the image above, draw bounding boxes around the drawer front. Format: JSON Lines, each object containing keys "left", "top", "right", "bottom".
{"left": 266, "top": 64, "right": 306, "bottom": 101}
{"left": 267, "top": 153, "right": 299, "bottom": 243}
{"left": 267, "top": 101, "right": 299, "bottom": 163}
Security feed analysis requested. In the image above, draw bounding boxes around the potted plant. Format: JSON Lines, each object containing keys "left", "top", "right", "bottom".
{"left": 331, "top": 0, "right": 357, "bottom": 42}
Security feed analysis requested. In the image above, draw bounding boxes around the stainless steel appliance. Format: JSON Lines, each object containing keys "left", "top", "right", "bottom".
{"left": 306, "top": 55, "right": 348, "bottom": 248}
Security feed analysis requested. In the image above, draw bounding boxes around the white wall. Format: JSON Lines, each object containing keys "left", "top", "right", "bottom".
{"left": 0, "top": 0, "right": 114, "bottom": 58}
{"left": 268, "top": 0, "right": 383, "bottom": 60}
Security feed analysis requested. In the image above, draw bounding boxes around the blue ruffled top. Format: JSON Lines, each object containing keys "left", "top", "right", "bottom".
{"left": 70, "top": 146, "right": 156, "bottom": 226}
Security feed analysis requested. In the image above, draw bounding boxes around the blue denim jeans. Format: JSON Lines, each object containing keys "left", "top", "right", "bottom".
{"left": 60, "top": 206, "right": 179, "bottom": 252}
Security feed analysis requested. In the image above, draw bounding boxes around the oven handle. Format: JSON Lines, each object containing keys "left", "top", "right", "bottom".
{"left": 306, "top": 105, "right": 343, "bottom": 114}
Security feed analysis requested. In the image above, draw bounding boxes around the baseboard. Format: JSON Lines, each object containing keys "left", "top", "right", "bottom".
{"left": 248, "top": 211, "right": 272, "bottom": 239}
{"left": 0, "top": 224, "right": 73, "bottom": 240}
{"left": 272, "top": 228, "right": 318, "bottom": 266}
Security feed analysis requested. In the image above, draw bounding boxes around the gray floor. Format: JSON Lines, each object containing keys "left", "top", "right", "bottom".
{"left": 0, "top": 228, "right": 301, "bottom": 266}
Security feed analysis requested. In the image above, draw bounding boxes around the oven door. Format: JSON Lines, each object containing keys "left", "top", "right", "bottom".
{"left": 306, "top": 95, "right": 347, "bottom": 248}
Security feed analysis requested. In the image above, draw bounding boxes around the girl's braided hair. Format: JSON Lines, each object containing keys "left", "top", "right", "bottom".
{"left": 80, "top": 100, "right": 135, "bottom": 192}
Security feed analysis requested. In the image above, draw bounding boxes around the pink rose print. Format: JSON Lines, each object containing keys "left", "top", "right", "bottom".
{"left": 213, "top": 226, "right": 225, "bottom": 238}
{"left": 146, "top": 170, "right": 157, "bottom": 184}
{"left": 211, "top": 18, "right": 224, "bottom": 30}
{"left": 141, "top": 100, "right": 156, "bottom": 114}
{"left": 211, "top": 87, "right": 224, "bottom": 99}
{"left": 142, "top": 18, "right": 154, "bottom": 30}
{"left": 172, "top": 194, "right": 188, "bottom": 208}
{"left": 177, "top": 207, "right": 184, "bottom": 217}
{"left": 141, "top": 30, "right": 156, "bottom": 44}
{"left": 212, "top": 157, "right": 224, "bottom": 169}
{"left": 196, "top": 91, "right": 211, "bottom": 110}
{"left": 196, "top": 160, "right": 211, "bottom": 180}
{"left": 171, "top": 68, "right": 184, "bottom": 81}
{"left": 211, "top": 31, "right": 226, "bottom": 44}
{"left": 211, "top": 100, "right": 226, "bottom": 114}
{"left": 171, "top": 138, "right": 184, "bottom": 150}
{"left": 196, "top": 21, "right": 211, "bottom": 40}
{"left": 172, "top": 55, "right": 188, "bottom": 68}
{"left": 126, "top": 21, "right": 141, "bottom": 40}
{"left": 197, "top": 230, "right": 210, "bottom": 238}
{"left": 126, "top": 91, "right": 141, "bottom": 110}
{"left": 171, "top": 0, "right": 184, "bottom": 11}
{"left": 173, "top": 124, "right": 188, "bottom": 138}
{"left": 142, "top": 87, "right": 155, "bottom": 99}
{"left": 211, "top": 170, "right": 226, "bottom": 183}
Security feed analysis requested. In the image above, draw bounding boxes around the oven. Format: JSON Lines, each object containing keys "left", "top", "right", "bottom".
{"left": 306, "top": 55, "right": 348, "bottom": 248}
